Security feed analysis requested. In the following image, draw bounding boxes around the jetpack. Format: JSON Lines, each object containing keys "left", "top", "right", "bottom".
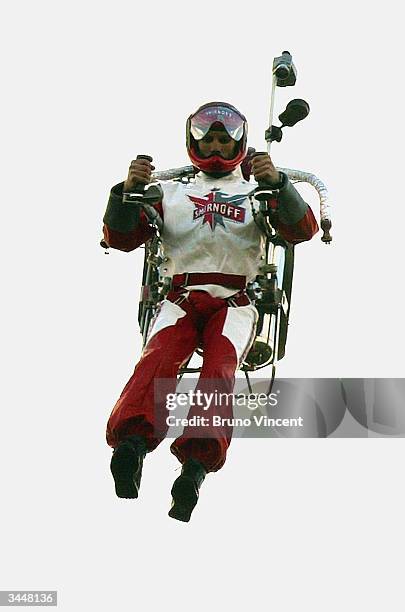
{"left": 102, "top": 51, "right": 332, "bottom": 392}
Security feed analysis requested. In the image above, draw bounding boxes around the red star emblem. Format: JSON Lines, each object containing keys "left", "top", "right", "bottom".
{"left": 188, "top": 189, "right": 246, "bottom": 231}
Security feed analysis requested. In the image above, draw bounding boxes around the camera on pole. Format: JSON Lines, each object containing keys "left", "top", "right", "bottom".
{"left": 264, "top": 52, "right": 310, "bottom": 146}
{"left": 273, "top": 50, "right": 297, "bottom": 86}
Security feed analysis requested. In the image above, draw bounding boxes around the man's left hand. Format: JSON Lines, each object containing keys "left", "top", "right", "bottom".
{"left": 251, "top": 153, "right": 281, "bottom": 185}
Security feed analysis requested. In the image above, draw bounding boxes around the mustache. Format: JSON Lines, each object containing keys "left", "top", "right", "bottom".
{"left": 201, "top": 151, "right": 227, "bottom": 159}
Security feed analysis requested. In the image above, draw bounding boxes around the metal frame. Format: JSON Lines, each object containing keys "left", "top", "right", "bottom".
{"left": 135, "top": 168, "right": 330, "bottom": 392}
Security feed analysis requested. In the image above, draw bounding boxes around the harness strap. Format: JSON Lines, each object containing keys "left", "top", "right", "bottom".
{"left": 226, "top": 290, "right": 251, "bottom": 307}
{"left": 166, "top": 287, "right": 251, "bottom": 308}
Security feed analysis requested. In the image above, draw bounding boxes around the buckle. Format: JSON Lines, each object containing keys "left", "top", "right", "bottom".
{"left": 226, "top": 290, "right": 251, "bottom": 308}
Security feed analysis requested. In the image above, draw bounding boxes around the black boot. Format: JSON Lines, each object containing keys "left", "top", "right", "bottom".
{"left": 110, "top": 435, "right": 148, "bottom": 499}
{"left": 168, "top": 458, "right": 207, "bottom": 522}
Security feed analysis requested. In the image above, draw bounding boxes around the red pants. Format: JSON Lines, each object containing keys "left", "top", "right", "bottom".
{"left": 106, "top": 289, "right": 258, "bottom": 472}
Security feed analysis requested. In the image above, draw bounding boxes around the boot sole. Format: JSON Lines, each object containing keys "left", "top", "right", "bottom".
{"left": 110, "top": 443, "right": 142, "bottom": 499}
{"left": 168, "top": 476, "right": 198, "bottom": 522}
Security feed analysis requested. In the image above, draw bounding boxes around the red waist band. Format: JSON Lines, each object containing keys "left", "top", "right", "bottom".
{"left": 172, "top": 272, "right": 247, "bottom": 290}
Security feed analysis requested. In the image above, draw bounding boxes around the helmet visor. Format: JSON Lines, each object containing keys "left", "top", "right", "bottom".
{"left": 190, "top": 105, "right": 245, "bottom": 141}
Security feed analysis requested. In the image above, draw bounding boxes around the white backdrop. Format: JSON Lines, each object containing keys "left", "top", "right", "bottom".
{"left": 1, "top": 1, "right": 404, "bottom": 611}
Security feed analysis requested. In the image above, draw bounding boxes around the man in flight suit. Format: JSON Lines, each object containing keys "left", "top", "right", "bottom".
{"left": 102, "top": 102, "right": 318, "bottom": 521}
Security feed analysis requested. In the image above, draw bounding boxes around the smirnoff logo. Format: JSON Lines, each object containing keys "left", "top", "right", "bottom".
{"left": 188, "top": 188, "right": 247, "bottom": 231}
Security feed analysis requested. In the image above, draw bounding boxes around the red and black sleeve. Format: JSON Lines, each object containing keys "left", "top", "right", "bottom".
{"left": 102, "top": 182, "right": 163, "bottom": 252}
{"left": 268, "top": 174, "right": 319, "bottom": 244}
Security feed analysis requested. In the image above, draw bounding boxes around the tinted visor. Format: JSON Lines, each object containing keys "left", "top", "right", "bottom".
{"left": 190, "top": 105, "right": 245, "bottom": 141}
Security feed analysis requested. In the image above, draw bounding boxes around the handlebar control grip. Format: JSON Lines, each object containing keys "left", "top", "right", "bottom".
{"left": 123, "top": 154, "right": 154, "bottom": 203}
{"left": 251, "top": 152, "right": 281, "bottom": 201}
{"left": 133, "top": 154, "right": 153, "bottom": 196}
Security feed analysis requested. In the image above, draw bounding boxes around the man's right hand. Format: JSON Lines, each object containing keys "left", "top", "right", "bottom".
{"left": 123, "top": 158, "right": 155, "bottom": 192}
